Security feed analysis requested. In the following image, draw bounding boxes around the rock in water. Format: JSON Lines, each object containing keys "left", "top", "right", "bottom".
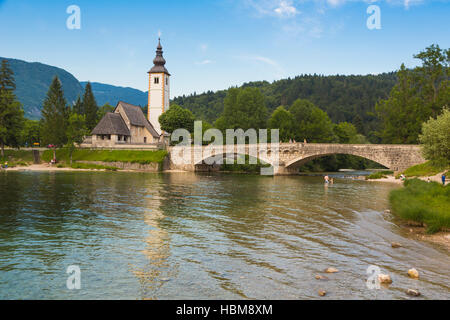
{"left": 407, "top": 268, "right": 419, "bottom": 279}
{"left": 406, "top": 289, "right": 421, "bottom": 297}
{"left": 324, "top": 267, "right": 339, "bottom": 273}
{"left": 378, "top": 274, "right": 392, "bottom": 284}
{"left": 315, "top": 275, "right": 328, "bottom": 280}
{"left": 391, "top": 242, "right": 402, "bottom": 248}
{"left": 318, "top": 290, "right": 327, "bottom": 297}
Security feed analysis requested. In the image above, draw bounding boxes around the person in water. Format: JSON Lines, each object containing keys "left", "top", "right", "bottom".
{"left": 324, "top": 175, "right": 330, "bottom": 183}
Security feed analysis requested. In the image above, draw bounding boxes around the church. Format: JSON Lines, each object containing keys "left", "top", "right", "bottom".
{"left": 88, "top": 39, "right": 170, "bottom": 148}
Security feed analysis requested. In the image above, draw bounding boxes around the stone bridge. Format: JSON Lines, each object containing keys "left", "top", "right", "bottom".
{"left": 167, "top": 143, "right": 426, "bottom": 175}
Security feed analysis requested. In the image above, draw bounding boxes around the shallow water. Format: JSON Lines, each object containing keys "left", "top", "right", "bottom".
{"left": 0, "top": 171, "right": 448, "bottom": 299}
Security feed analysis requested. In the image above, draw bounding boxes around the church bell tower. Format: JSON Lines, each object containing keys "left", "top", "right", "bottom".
{"left": 148, "top": 38, "right": 170, "bottom": 135}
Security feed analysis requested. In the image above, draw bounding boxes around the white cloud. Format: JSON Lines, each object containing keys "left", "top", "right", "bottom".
{"left": 196, "top": 60, "right": 214, "bottom": 65}
{"left": 274, "top": 1, "right": 299, "bottom": 17}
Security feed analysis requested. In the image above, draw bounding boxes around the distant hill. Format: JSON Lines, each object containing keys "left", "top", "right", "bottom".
{"left": 173, "top": 73, "right": 397, "bottom": 136}
{"left": 1, "top": 57, "right": 83, "bottom": 119}
{"left": 2, "top": 57, "right": 148, "bottom": 119}
{"left": 80, "top": 82, "right": 148, "bottom": 107}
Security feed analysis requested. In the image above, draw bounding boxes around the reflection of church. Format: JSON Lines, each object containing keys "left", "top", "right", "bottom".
{"left": 87, "top": 39, "right": 170, "bottom": 148}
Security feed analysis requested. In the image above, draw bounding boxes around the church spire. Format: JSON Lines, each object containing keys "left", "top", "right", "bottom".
{"left": 149, "top": 38, "right": 170, "bottom": 75}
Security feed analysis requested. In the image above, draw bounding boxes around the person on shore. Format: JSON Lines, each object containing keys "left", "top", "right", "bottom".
{"left": 442, "top": 173, "right": 446, "bottom": 186}
{"left": 400, "top": 174, "right": 406, "bottom": 181}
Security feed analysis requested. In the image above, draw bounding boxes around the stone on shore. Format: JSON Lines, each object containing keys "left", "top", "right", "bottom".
{"left": 391, "top": 242, "right": 402, "bottom": 248}
{"left": 406, "top": 289, "right": 421, "bottom": 297}
{"left": 315, "top": 274, "right": 328, "bottom": 280}
{"left": 378, "top": 274, "right": 392, "bottom": 284}
{"left": 318, "top": 290, "right": 327, "bottom": 297}
{"left": 407, "top": 268, "right": 419, "bottom": 279}
{"left": 324, "top": 267, "right": 339, "bottom": 273}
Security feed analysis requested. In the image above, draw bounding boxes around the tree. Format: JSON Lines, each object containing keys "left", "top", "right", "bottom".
{"left": 289, "top": 99, "right": 335, "bottom": 142}
{"left": 66, "top": 113, "right": 88, "bottom": 164}
{"left": 220, "top": 87, "right": 268, "bottom": 130}
{"left": 159, "top": 104, "right": 195, "bottom": 133}
{"left": 268, "top": 106, "right": 295, "bottom": 142}
{"left": 82, "top": 82, "right": 98, "bottom": 131}
{"left": 376, "top": 64, "right": 424, "bottom": 143}
{"left": 419, "top": 108, "right": 450, "bottom": 165}
{"left": 40, "top": 76, "right": 69, "bottom": 149}
{"left": 97, "top": 103, "right": 115, "bottom": 120}
{"left": 334, "top": 122, "right": 358, "bottom": 144}
{"left": 0, "top": 60, "right": 24, "bottom": 156}
{"left": 21, "top": 119, "right": 40, "bottom": 147}
{"left": 72, "top": 96, "right": 83, "bottom": 115}
{"left": 376, "top": 45, "right": 449, "bottom": 144}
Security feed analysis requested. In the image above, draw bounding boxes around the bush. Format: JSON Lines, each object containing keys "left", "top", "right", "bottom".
{"left": 403, "top": 161, "right": 449, "bottom": 177}
{"left": 419, "top": 108, "right": 450, "bottom": 165}
{"left": 365, "top": 170, "right": 393, "bottom": 180}
{"left": 389, "top": 179, "right": 450, "bottom": 233}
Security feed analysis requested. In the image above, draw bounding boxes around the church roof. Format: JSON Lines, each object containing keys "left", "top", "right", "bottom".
{"left": 91, "top": 113, "right": 130, "bottom": 136}
{"left": 115, "top": 101, "right": 160, "bottom": 138}
{"left": 148, "top": 38, "right": 170, "bottom": 75}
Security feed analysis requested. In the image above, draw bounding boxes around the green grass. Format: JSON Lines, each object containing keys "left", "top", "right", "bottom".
{"left": 0, "top": 150, "right": 34, "bottom": 164}
{"left": 389, "top": 179, "right": 450, "bottom": 234}
{"left": 365, "top": 170, "right": 394, "bottom": 180}
{"left": 42, "top": 149, "right": 168, "bottom": 164}
{"left": 69, "top": 163, "right": 119, "bottom": 171}
{"left": 403, "top": 161, "right": 449, "bottom": 177}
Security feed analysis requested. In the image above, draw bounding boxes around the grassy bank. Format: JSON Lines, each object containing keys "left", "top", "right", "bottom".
{"left": 365, "top": 170, "right": 394, "bottom": 180}
{"left": 402, "top": 161, "right": 449, "bottom": 177}
{"left": 42, "top": 149, "right": 168, "bottom": 165}
{"left": 0, "top": 150, "right": 34, "bottom": 167}
{"left": 389, "top": 179, "right": 450, "bottom": 234}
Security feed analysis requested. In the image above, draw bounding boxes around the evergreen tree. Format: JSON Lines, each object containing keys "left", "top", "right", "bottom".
{"left": 66, "top": 113, "right": 88, "bottom": 164}
{"left": 82, "top": 82, "right": 98, "bottom": 131}
{"left": 40, "top": 76, "right": 69, "bottom": 148}
{"left": 0, "top": 60, "right": 24, "bottom": 156}
{"left": 72, "top": 96, "right": 83, "bottom": 115}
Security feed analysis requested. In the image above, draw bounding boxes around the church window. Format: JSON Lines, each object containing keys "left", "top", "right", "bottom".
{"left": 154, "top": 77, "right": 159, "bottom": 84}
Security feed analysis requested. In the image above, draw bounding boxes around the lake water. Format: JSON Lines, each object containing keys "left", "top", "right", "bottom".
{"left": 0, "top": 171, "right": 449, "bottom": 299}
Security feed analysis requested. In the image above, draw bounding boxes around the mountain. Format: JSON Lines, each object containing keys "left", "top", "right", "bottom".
{"left": 1, "top": 57, "right": 83, "bottom": 119}
{"left": 80, "top": 82, "right": 148, "bottom": 107}
{"left": 2, "top": 57, "right": 148, "bottom": 119}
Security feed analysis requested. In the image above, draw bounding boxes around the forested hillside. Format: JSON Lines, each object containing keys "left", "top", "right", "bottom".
{"left": 172, "top": 73, "right": 397, "bottom": 137}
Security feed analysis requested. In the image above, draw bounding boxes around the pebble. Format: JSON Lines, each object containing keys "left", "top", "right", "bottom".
{"left": 406, "top": 289, "right": 421, "bottom": 297}
{"left": 318, "top": 290, "right": 327, "bottom": 297}
{"left": 407, "top": 268, "right": 419, "bottom": 279}
{"left": 391, "top": 242, "right": 402, "bottom": 248}
{"left": 378, "top": 274, "right": 392, "bottom": 284}
{"left": 324, "top": 267, "right": 339, "bottom": 273}
{"left": 315, "top": 275, "right": 328, "bottom": 280}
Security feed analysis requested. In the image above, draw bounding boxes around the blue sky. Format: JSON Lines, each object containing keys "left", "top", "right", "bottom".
{"left": 0, "top": 0, "right": 449, "bottom": 97}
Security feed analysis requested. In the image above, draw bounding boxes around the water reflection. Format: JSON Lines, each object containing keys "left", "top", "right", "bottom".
{"left": 0, "top": 171, "right": 449, "bottom": 299}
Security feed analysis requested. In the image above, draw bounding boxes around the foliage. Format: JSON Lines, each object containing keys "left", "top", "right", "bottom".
{"left": 69, "top": 163, "right": 118, "bottom": 171}
{"left": 20, "top": 119, "right": 40, "bottom": 147}
{"left": 268, "top": 106, "right": 294, "bottom": 142}
{"left": 173, "top": 73, "right": 397, "bottom": 140}
{"left": 40, "top": 76, "right": 69, "bottom": 147}
{"left": 0, "top": 149, "right": 34, "bottom": 163}
{"left": 403, "top": 161, "right": 449, "bottom": 177}
{"left": 419, "top": 108, "right": 450, "bottom": 165}
{"left": 376, "top": 45, "right": 449, "bottom": 144}
{"left": 82, "top": 82, "right": 99, "bottom": 131}
{"left": 289, "top": 99, "right": 335, "bottom": 142}
{"left": 217, "top": 87, "right": 268, "bottom": 131}
{"left": 220, "top": 155, "right": 271, "bottom": 173}
{"left": 159, "top": 104, "right": 195, "bottom": 133}
{"left": 42, "top": 149, "right": 168, "bottom": 164}
{"left": 97, "top": 103, "right": 115, "bottom": 120}
{"left": 0, "top": 60, "right": 25, "bottom": 156}
{"left": 66, "top": 113, "right": 89, "bottom": 164}
{"left": 389, "top": 179, "right": 450, "bottom": 233}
